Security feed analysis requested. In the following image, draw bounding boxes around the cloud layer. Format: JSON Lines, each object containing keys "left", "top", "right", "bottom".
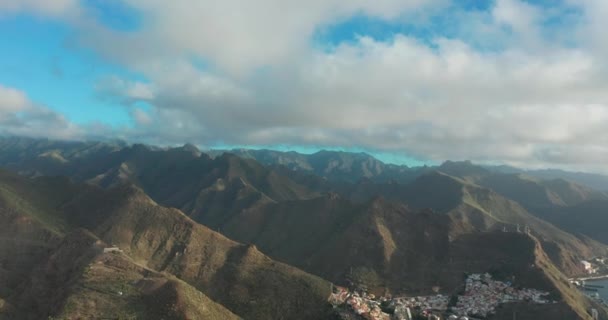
{"left": 2, "top": 0, "right": 608, "bottom": 171}
{"left": 0, "top": 85, "right": 81, "bottom": 139}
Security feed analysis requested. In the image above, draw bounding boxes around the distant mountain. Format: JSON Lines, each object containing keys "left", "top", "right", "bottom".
{"left": 482, "top": 174, "right": 608, "bottom": 208}
{"left": 4, "top": 136, "right": 608, "bottom": 192}
{"left": 1, "top": 137, "right": 606, "bottom": 276}
{"left": 209, "top": 148, "right": 429, "bottom": 183}
{"left": 0, "top": 139, "right": 322, "bottom": 227}
{"left": 485, "top": 164, "right": 608, "bottom": 192}
{"left": 434, "top": 162, "right": 608, "bottom": 249}
{"left": 2, "top": 136, "right": 608, "bottom": 318}
{"left": 533, "top": 200, "right": 608, "bottom": 245}
{"left": 438, "top": 161, "right": 608, "bottom": 209}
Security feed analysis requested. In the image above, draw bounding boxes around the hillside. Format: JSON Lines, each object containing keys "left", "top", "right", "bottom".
{"left": 447, "top": 232, "right": 606, "bottom": 320}
{"left": 480, "top": 174, "right": 608, "bottom": 209}
{"left": 380, "top": 171, "right": 608, "bottom": 276}
{"left": 488, "top": 165, "right": 608, "bottom": 192}
{"left": 59, "top": 183, "right": 333, "bottom": 320}
{"left": 137, "top": 180, "right": 606, "bottom": 319}
{"left": 2, "top": 139, "right": 605, "bottom": 278}
{"left": 533, "top": 200, "right": 608, "bottom": 245}
{"left": 438, "top": 161, "right": 608, "bottom": 209}
{"left": 0, "top": 175, "right": 65, "bottom": 312}
{"left": 0, "top": 171, "right": 333, "bottom": 320}
{"left": 0, "top": 172, "right": 239, "bottom": 320}
{"left": 4, "top": 229, "right": 240, "bottom": 320}
{"left": 202, "top": 194, "right": 450, "bottom": 293}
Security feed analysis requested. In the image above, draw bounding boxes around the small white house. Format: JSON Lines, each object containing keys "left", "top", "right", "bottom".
{"left": 103, "top": 246, "right": 123, "bottom": 254}
{"left": 581, "top": 260, "right": 597, "bottom": 274}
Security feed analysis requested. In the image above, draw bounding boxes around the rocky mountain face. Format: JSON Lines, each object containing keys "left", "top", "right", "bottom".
{"left": 209, "top": 149, "right": 423, "bottom": 183}
{"left": 0, "top": 171, "right": 331, "bottom": 320}
{"left": 1, "top": 137, "right": 608, "bottom": 319}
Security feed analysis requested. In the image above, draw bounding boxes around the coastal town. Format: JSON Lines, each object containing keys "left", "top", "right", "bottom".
{"left": 571, "top": 257, "right": 608, "bottom": 308}
{"left": 329, "top": 273, "right": 554, "bottom": 320}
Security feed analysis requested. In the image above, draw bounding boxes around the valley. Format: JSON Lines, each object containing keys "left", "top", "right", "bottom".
{"left": 0, "top": 137, "right": 606, "bottom": 319}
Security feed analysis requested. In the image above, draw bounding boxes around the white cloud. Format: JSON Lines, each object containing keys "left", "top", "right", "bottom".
{"left": 492, "top": 0, "right": 539, "bottom": 34}
{"left": 0, "top": 85, "right": 30, "bottom": 112}
{"left": 96, "top": 76, "right": 155, "bottom": 104}
{"left": 76, "top": 0, "right": 444, "bottom": 74}
{"left": 0, "top": 0, "right": 79, "bottom": 17}
{"left": 109, "top": 32, "right": 608, "bottom": 170}
{"left": 5, "top": 0, "right": 608, "bottom": 171}
{"left": 0, "top": 84, "right": 82, "bottom": 139}
{"left": 131, "top": 107, "right": 152, "bottom": 125}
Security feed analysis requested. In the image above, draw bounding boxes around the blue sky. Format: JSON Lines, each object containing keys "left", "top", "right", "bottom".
{"left": 0, "top": 13, "right": 134, "bottom": 125}
{"left": 0, "top": 0, "right": 607, "bottom": 171}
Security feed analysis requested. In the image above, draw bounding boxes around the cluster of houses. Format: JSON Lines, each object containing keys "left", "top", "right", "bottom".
{"left": 582, "top": 260, "right": 599, "bottom": 275}
{"left": 328, "top": 273, "right": 553, "bottom": 320}
{"left": 329, "top": 287, "right": 390, "bottom": 320}
{"left": 451, "top": 273, "right": 551, "bottom": 318}
{"left": 580, "top": 257, "right": 608, "bottom": 275}
{"left": 387, "top": 295, "right": 449, "bottom": 319}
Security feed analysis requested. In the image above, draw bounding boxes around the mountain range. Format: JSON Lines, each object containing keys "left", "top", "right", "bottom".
{"left": 0, "top": 136, "right": 607, "bottom": 319}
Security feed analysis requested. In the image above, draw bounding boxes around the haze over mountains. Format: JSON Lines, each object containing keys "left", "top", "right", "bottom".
{"left": 0, "top": 136, "right": 608, "bottom": 319}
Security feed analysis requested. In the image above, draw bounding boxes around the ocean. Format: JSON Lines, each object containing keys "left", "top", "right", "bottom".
{"left": 584, "top": 278, "right": 608, "bottom": 300}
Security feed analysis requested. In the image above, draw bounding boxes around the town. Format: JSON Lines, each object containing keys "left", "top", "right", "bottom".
{"left": 580, "top": 257, "right": 608, "bottom": 276}
{"left": 328, "top": 273, "right": 554, "bottom": 320}
{"left": 571, "top": 257, "right": 608, "bottom": 308}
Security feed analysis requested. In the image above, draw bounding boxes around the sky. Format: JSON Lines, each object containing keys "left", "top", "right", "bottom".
{"left": 0, "top": 0, "right": 607, "bottom": 171}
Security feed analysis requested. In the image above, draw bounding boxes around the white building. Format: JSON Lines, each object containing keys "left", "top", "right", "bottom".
{"left": 103, "top": 246, "right": 123, "bottom": 253}
{"left": 591, "top": 308, "right": 599, "bottom": 320}
{"left": 581, "top": 260, "right": 597, "bottom": 274}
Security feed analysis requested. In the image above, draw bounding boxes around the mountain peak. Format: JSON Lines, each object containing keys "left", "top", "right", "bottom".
{"left": 438, "top": 160, "right": 489, "bottom": 177}
{"left": 182, "top": 143, "right": 200, "bottom": 153}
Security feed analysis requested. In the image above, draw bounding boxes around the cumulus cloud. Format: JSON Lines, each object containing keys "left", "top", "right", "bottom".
{"left": 492, "top": 0, "right": 539, "bottom": 34}
{"left": 110, "top": 34, "right": 608, "bottom": 164}
{"left": 4, "top": 0, "right": 608, "bottom": 171}
{"left": 0, "top": 85, "right": 30, "bottom": 112}
{"left": 0, "top": 84, "right": 82, "bottom": 139}
{"left": 70, "top": 0, "right": 444, "bottom": 74}
{"left": 131, "top": 108, "right": 152, "bottom": 125}
{"left": 0, "top": 0, "right": 79, "bottom": 17}
{"left": 96, "top": 76, "right": 155, "bottom": 105}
